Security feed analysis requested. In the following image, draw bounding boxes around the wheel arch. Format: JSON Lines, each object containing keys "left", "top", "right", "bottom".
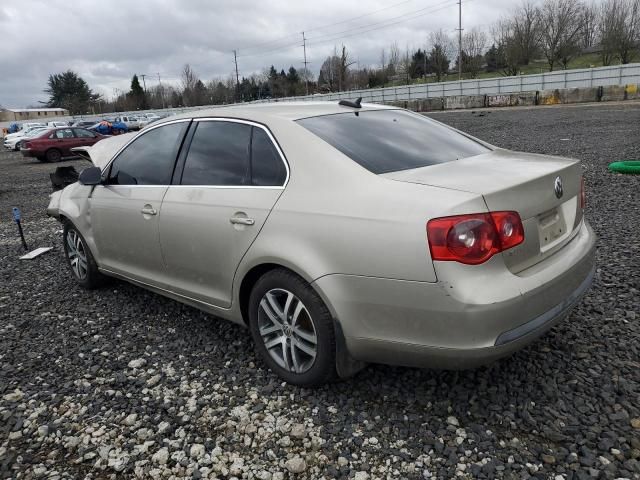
{"left": 236, "top": 261, "right": 366, "bottom": 378}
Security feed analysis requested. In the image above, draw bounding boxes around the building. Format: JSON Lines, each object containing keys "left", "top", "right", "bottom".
{"left": 0, "top": 108, "right": 69, "bottom": 122}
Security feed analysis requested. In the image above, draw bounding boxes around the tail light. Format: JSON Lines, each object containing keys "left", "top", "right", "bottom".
{"left": 580, "top": 176, "right": 586, "bottom": 209}
{"left": 23, "top": 142, "right": 32, "bottom": 149}
{"left": 427, "top": 211, "right": 524, "bottom": 265}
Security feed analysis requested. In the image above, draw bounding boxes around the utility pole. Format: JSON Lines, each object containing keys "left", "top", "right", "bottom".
{"left": 139, "top": 74, "right": 147, "bottom": 92}
{"left": 233, "top": 50, "right": 241, "bottom": 102}
{"left": 302, "top": 31, "right": 309, "bottom": 95}
{"left": 458, "top": 0, "right": 463, "bottom": 81}
{"left": 157, "top": 73, "right": 165, "bottom": 109}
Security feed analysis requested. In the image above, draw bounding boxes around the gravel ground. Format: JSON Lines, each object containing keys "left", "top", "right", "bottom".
{"left": 1, "top": 103, "right": 639, "bottom": 480}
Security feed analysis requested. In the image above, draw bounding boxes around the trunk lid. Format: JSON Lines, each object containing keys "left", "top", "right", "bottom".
{"left": 382, "top": 149, "right": 584, "bottom": 273}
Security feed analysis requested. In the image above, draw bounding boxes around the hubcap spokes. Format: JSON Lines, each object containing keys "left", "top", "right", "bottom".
{"left": 258, "top": 288, "right": 317, "bottom": 374}
{"left": 66, "top": 230, "right": 87, "bottom": 280}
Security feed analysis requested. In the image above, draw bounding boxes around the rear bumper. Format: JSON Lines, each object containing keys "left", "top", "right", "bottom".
{"left": 313, "top": 220, "right": 596, "bottom": 369}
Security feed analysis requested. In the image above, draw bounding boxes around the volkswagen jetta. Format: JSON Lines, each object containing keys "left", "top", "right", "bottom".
{"left": 47, "top": 101, "right": 596, "bottom": 386}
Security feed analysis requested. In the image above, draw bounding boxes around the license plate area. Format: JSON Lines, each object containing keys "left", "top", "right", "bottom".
{"left": 537, "top": 207, "right": 567, "bottom": 251}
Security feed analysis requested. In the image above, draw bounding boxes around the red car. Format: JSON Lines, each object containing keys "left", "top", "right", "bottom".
{"left": 21, "top": 127, "right": 105, "bottom": 162}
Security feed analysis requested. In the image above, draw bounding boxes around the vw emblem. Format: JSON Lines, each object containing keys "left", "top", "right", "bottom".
{"left": 554, "top": 176, "right": 563, "bottom": 199}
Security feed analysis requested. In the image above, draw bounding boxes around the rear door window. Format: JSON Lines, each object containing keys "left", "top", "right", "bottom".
{"left": 296, "top": 110, "right": 490, "bottom": 174}
{"left": 181, "top": 121, "right": 251, "bottom": 186}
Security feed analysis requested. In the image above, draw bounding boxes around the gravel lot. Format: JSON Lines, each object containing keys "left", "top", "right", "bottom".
{"left": 1, "top": 103, "right": 639, "bottom": 480}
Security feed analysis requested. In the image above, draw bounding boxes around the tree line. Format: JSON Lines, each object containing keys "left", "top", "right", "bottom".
{"left": 43, "top": 0, "right": 639, "bottom": 114}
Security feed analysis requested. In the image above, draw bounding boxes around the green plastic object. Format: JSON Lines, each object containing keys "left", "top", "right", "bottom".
{"left": 608, "top": 161, "right": 640, "bottom": 174}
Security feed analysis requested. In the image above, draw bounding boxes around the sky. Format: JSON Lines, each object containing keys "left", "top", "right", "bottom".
{"left": 0, "top": 0, "right": 517, "bottom": 107}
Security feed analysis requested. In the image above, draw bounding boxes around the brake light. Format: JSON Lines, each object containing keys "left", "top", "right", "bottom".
{"left": 427, "top": 211, "right": 524, "bottom": 265}
{"left": 580, "top": 176, "right": 586, "bottom": 209}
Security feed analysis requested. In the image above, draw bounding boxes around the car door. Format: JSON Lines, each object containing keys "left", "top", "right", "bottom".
{"left": 89, "top": 120, "right": 190, "bottom": 284}
{"left": 73, "top": 128, "right": 100, "bottom": 147}
{"left": 51, "top": 128, "right": 76, "bottom": 155}
{"left": 158, "top": 119, "right": 288, "bottom": 307}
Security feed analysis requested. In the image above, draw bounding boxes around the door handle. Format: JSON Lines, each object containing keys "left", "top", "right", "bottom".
{"left": 141, "top": 206, "right": 157, "bottom": 216}
{"left": 230, "top": 217, "right": 255, "bottom": 226}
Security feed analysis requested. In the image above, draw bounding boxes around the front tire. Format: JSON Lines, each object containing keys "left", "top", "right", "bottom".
{"left": 248, "top": 269, "right": 336, "bottom": 386}
{"left": 62, "top": 222, "right": 106, "bottom": 289}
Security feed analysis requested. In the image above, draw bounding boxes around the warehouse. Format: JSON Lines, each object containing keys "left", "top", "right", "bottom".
{"left": 0, "top": 107, "right": 69, "bottom": 122}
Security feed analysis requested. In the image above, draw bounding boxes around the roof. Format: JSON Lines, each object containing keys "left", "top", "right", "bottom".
{"left": 3, "top": 108, "right": 68, "bottom": 113}
{"left": 165, "top": 101, "right": 394, "bottom": 123}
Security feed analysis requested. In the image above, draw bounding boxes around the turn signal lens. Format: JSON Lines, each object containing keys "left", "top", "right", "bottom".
{"left": 427, "top": 211, "right": 524, "bottom": 265}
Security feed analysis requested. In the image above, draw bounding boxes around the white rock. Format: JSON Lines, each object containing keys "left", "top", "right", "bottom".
{"left": 272, "top": 473, "right": 285, "bottom": 480}
{"left": 157, "top": 421, "right": 170, "bottom": 434}
{"left": 368, "top": 437, "right": 379, "bottom": 445}
{"left": 190, "top": 443, "right": 205, "bottom": 459}
{"left": 122, "top": 413, "right": 138, "bottom": 426}
{"left": 152, "top": 448, "right": 169, "bottom": 465}
{"left": 3, "top": 390, "right": 24, "bottom": 402}
{"left": 278, "top": 436, "right": 292, "bottom": 447}
{"left": 146, "top": 374, "right": 161, "bottom": 387}
{"left": 599, "top": 456, "right": 611, "bottom": 465}
{"left": 446, "top": 416, "right": 459, "bottom": 426}
{"left": 128, "top": 358, "right": 146, "bottom": 369}
{"left": 354, "top": 472, "right": 369, "bottom": 480}
{"left": 285, "top": 456, "right": 307, "bottom": 473}
{"left": 256, "top": 470, "right": 272, "bottom": 480}
{"left": 37, "top": 426, "right": 49, "bottom": 437}
{"left": 337, "top": 456, "right": 349, "bottom": 467}
{"left": 290, "top": 423, "right": 306, "bottom": 438}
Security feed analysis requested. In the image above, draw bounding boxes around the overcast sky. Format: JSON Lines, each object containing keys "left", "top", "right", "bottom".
{"left": 1, "top": 0, "right": 520, "bottom": 107}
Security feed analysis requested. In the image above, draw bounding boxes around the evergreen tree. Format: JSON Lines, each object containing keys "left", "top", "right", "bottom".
{"left": 43, "top": 70, "right": 100, "bottom": 115}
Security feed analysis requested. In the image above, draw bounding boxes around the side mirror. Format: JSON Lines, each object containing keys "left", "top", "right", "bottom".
{"left": 78, "top": 166, "right": 103, "bottom": 186}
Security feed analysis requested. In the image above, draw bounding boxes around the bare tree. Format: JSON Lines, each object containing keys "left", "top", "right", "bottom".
{"left": 512, "top": 1, "right": 543, "bottom": 65}
{"left": 580, "top": 1, "right": 600, "bottom": 49}
{"left": 492, "top": 19, "right": 522, "bottom": 75}
{"left": 463, "top": 28, "right": 488, "bottom": 78}
{"left": 540, "top": 0, "right": 583, "bottom": 71}
{"left": 600, "top": 0, "right": 640, "bottom": 64}
{"left": 388, "top": 42, "right": 401, "bottom": 76}
{"left": 429, "top": 29, "right": 454, "bottom": 81}
{"left": 181, "top": 64, "right": 201, "bottom": 106}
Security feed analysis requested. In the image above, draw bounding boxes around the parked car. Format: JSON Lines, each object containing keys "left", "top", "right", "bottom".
{"left": 72, "top": 120, "right": 98, "bottom": 128}
{"left": 3, "top": 127, "right": 50, "bottom": 151}
{"left": 22, "top": 127, "right": 104, "bottom": 162}
{"left": 47, "top": 121, "right": 70, "bottom": 128}
{"left": 4, "top": 124, "right": 47, "bottom": 143}
{"left": 46, "top": 102, "right": 596, "bottom": 386}
{"left": 113, "top": 115, "right": 140, "bottom": 131}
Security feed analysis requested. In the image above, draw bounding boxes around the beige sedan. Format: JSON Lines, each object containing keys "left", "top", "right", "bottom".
{"left": 47, "top": 102, "right": 596, "bottom": 386}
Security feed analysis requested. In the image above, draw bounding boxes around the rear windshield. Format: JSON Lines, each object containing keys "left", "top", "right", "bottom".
{"left": 296, "top": 110, "right": 490, "bottom": 174}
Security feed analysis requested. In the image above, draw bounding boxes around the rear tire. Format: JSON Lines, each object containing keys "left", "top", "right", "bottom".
{"left": 62, "top": 221, "right": 106, "bottom": 289}
{"left": 46, "top": 148, "right": 62, "bottom": 163}
{"left": 248, "top": 269, "right": 337, "bottom": 386}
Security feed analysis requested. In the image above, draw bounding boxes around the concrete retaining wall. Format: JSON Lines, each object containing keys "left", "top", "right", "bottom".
{"left": 400, "top": 83, "right": 640, "bottom": 113}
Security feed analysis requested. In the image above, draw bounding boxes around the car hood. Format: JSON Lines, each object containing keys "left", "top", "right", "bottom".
{"left": 70, "top": 132, "right": 136, "bottom": 169}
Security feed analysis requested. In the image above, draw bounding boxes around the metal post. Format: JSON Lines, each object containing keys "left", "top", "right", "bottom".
{"left": 302, "top": 32, "right": 309, "bottom": 96}
{"left": 12, "top": 207, "right": 28, "bottom": 251}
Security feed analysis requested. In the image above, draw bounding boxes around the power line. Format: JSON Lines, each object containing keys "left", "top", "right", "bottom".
{"left": 237, "top": 0, "right": 456, "bottom": 58}
{"left": 235, "top": 0, "right": 417, "bottom": 54}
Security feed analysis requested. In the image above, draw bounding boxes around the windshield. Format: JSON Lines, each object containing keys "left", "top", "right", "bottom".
{"left": 296, "top": 110, "right": 490, "bottom": 174}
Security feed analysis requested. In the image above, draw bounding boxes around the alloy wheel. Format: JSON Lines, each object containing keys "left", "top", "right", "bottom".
{"left": 257, "top": 288, "right": 318, "bottom": 374}
{"left": 66, "top": 229, "right": 88, "bottom": 280}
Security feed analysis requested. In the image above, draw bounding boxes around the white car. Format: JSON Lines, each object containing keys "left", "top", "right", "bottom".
{"left": 47, "top": 121, "right": 70, "bottom": 128}
{"left": 113, "top": 115, "right": 140, "bottom": 131}
{"left": 3, "top": 127, "right": 49, "bottom": 150}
